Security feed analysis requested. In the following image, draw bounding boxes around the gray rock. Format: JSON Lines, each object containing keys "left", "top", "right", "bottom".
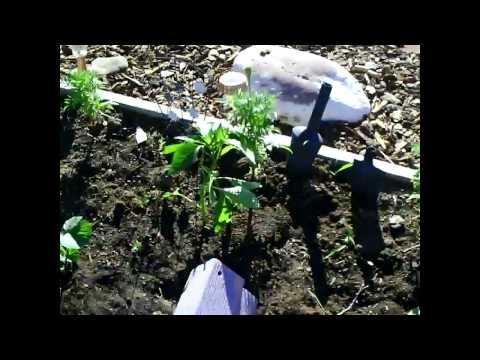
{"left": 161, "top": 70, "right": 174, "bottom": 78}
{"left": 90, "top": 56, "right": 128, "bottom": 75}
{"left": 390, "top": 110, "right": 403, "bottom": 122}
{"left": 232, "top": 45, "right": 370, "bottom": 126}
{"left": 365, "top": 85, "right": 376, "bottom": 95}
{"left": 389, "top": 215, "right": 405, "bottom": 237}
{"left": 382, "top": 92, "right": 401, "bottom": 104}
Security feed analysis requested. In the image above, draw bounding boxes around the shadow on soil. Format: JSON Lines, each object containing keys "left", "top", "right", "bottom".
{"left": 285, "top": 178, "right": 337, "bottom": 304}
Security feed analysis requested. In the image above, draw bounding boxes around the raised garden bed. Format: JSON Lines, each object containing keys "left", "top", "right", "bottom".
{"left": 60, "top": 94, "right": 420, "bottom": 315}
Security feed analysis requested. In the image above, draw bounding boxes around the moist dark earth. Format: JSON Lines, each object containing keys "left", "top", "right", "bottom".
{"left": 60, "top": 105, "right": 420, "bottom": 315}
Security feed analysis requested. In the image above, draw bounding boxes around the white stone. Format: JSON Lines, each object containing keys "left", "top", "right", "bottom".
{"left": 389, "top": 215, "right": 405, "bottom": 225}
{"left": 161, "top": 70, "right": 174, "bottom": 78}
{"left": 232, "top": 45, "right": 371, "bottom": 126}
{"left": 390, "top": 110, "right": 403, "bottom": 122}
{"left": 135, "top": 126, "right": 147, "bottom": 144}
{"left": 365, "top": 85, "right": 376, "bottom": 95}
{"left": 90, "top": 56, "right": 128, "bottom": 75}
{"left": 382, "top": 92, "right": 401, "bottom": 104}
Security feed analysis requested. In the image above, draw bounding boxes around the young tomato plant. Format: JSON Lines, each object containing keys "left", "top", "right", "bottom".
{"left": 223, "top": 81, "right": 287, "bottom": 235}
{"left": 64, "top": 69, "right": 113, "bottom": 121}
{"left": 60, "top": 216, "right": 93, "bottom": 272}
{"left": 163, "top": 119, "right": 261, "bottom": 235}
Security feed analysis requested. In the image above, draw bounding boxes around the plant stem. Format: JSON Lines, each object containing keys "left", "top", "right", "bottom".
{"left": 77, "top": 56, "right": 87, "bottom": 71}
{"left": 129, "top": 270, "right": 139, "bottom": 315}
{"left": 246, "top": 167, "right": 256, "bottom": 238}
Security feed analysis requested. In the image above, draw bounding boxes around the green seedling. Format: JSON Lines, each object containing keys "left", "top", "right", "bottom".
{"left": 325, "top": 227, "right": 356, "bottom": 261}
{"left": 162, "top": 188, "right": 194, "bottom": 203}
{"left": 163, "top": 119, "right": 261, "bottom": 235}
{"left": 331, "top": 162, "right": 353, "bottom": 176}
{"left": 64, "top": 69, "right": 113, "bottom": 121}
{"left": 224, "top": 83, "right": 286, "bottom": 234}
{"left": 324, "top": 245, "right": 347, "bottom": 260}
{"left": 60, "top": 216, "right": 93, "bottom": 272}
{"left": 344, "top": 226, "right": 355, "bottom": 247}
{"left": 131, "top": 239, "right": 143, "bottom": 254}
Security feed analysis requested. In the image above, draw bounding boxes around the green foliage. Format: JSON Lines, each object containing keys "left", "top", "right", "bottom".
{"left": 162, "top": 188, "right": 194, "bottom": 203}
{"left": 163, "top": 119, "right": 261, "bottom": 234}
{"left": 224, "top": 88, "right": 279, "bottom": 176}
{"left": 324, "top": 245, "right": 347, "bottom": 260}
{"left": 131, "top": 239, "right": 143, "bottom": 254}
{"left": 64, "top": 69, "right": 113, "bottom": 120}
{"left": 344, "top": 227, "right": 355, "bottom": 246}
{"left": 325, "top": 227, "right": 356, "bottom": 261}
{"left": 411, "top": 143, "right": 420, "bottom": 157}
{"left": 331, "top": 162, "right": 354, "bottom": 176}
{"left": 60, "top": 216, "right": 92, "bottom": 271}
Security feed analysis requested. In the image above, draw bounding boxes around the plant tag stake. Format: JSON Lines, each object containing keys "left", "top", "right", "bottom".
{"left": 287, "top": 82, "right": 332, "bottom": 178}
{"left": 174, "top": 258, "right": 257, "bottom": 315}
{"left": 68, "top": 45, "right": 88, "bottom": 71}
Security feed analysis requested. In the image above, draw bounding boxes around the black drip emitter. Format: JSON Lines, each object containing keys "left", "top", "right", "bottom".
{"left": 287, "top": 82, "right": 332, "bottom": 178}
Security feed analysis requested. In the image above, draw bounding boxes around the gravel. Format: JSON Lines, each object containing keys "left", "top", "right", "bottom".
{"left": 59, "top": 45, "right": 420, "bottom": 167}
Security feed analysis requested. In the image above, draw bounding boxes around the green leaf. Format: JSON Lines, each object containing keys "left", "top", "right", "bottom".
{"left": 63, "top": 217, "right": 92, "bottom": 247}
{"left": 67, "top": 248, "right": 80, "bottom": 263}
{"left": 324, "top": 245, "right": 347, "bottom": 260}
{"left": 163, "top": 143, "right": 185, "bottom": 155}
{"left": 131, "top": 240, "right": 143, "bottom": 254}
{"left": 226, "top": 139, "right": 256, "bottom": 164}
{"left": 63, "top": 216, "right": 83, "bottom": 233}
{"left": 411, "top": 143, "right": 420, "bottom": 157}
{"left": 213, "top": 195, "right": 233, "bottom": 234}
{"left": 216, "top": 177, "right": 262, "bottom": 191}
{"left": 278, "top": 145, "right": 293, "bottom": 154}
{"left": 162, "top": 188, "right": 194, "bottom": 203}
{"left": 220, "top": 144, "right": 237, "bottom": 157}
{"left": 73, "top": 219, "right": 92, "bottom": 247}
{"left": 216, "top": 185, "right": 260, "bottom": 209}
{"left": 164, "top": 142, "right": 201, "bottom": 175}
{"left": 334, "top": 162, "right": 353, "bottom": 176}
{"left": 60, "top": 233, "right": 80, "bottom": 250}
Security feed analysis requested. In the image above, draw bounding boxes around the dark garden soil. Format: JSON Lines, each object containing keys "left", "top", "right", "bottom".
{"left": 60, "top": 105, "right": 420, "bottom": 315}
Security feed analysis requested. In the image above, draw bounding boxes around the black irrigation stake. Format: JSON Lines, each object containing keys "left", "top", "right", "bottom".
{"left": 287, "top": 82, "right": 332, "bottom": 178}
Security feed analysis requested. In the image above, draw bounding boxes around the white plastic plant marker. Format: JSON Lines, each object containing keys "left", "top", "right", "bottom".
{"left": 174, "top": 258, "right": 257, "bottom": 315}
{"left": 219, "top": 71, "right": 248, "bottom": 95}
{"left": 240, "top": 288, "right": 257, "bottom": 315}
{"left": 135, "top": 126, "right": 147, "bottom": 144}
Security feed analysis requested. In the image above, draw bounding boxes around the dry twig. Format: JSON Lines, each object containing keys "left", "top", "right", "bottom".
{"left": 337, "top": 283, "right": 369, "bottom": 315}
